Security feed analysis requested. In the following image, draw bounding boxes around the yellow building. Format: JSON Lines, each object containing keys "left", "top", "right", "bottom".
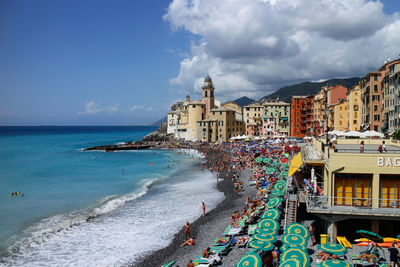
{"left": 263, "top": 100, "right": 290, "bottom": 136}
{"left": 313, "top": 89, "right": 326, "bottom": 136}
{"left": 333, "top": 100, "right": 349, "bottom": 131}
{"left": 243, "top": 103, "right": 264, "bottom": 137}
{"left": 305, "top": 138, "right": 400, "bottom": 241}
{"left": 347, "top": 85, "right": 362, "bottom": 131}
{"left": 197, "top": 107, "right": 245, "bottom": 142}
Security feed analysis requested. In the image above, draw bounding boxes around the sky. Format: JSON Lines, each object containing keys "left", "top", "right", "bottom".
{"left": 0, "top": 0, "right": 400, "bottom": 126}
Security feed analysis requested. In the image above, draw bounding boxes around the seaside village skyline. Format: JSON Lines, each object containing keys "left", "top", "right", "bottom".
{"left": 167, "top": 58, "right": 400, "bottom": 142}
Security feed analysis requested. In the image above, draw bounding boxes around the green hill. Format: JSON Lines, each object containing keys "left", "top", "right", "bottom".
{"left": 260, "top": 77, "right": 360, "bottom": 103}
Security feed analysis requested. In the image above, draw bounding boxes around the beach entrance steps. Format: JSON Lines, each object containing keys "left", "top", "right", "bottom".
{"left": 284, "top": 194, "right": 298, "bottom": 229}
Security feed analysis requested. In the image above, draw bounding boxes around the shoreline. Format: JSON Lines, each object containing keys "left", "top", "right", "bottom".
{"left": 133, "top": 164, "right": 256, "bottom": 267}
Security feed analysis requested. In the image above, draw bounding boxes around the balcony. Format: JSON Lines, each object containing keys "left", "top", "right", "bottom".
{"left": 305, "top": 195, "right": 400, "bottom": 217}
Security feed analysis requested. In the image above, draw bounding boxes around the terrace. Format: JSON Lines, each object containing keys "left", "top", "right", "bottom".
{"left": 305, "top": 195, "right": 400, "bottom": 217}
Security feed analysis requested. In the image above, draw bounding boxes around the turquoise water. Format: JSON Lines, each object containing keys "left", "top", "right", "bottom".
{"left": 0, "top": 127, "right": 224, "bottom": 266}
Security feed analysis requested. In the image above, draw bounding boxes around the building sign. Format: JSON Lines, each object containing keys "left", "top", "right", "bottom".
{"left": 377, "top": 157, "right": 400, "bottom": 167}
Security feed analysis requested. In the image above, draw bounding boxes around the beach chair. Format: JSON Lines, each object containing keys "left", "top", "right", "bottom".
{"left": 223, "top": 225, "right": 242, "bottom": 236}
{"left": 247, "top": 224, "right": 257, "bottom": 235}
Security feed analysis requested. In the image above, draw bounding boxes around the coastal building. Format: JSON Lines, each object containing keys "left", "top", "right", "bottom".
{"left": 243, "top": 103, "right": 264, "bottom": 137}
{"left": 313, "top": 88, "right": 326, "bottom": 136}
{"left": 263, "top": 99, "right": 290, "bottom": 137}
{"left": 382, "top": 60, "right": 400, "bottom": 134}
{"left": 290, "top": 96, "right": 314, "bottom": 137}
{"left": 333, "top": 100, "right": 349, "bottom": 131}
{"left": 262, "top": 117, "right": 276, "bottom": 139}
{"left": 198, "top": 107, "right": 245, "bottom": 142}
{"left": 327, "top": 85, "right": 348, "bottom": 130}
{"left": 167, "top": 76, "right": 245, "bottom": 142}
{"left": 347, "top": 85, "right": 362, "bottom": 131}
{"left": 305, "top": 138, "right": 400, "bottom": 241}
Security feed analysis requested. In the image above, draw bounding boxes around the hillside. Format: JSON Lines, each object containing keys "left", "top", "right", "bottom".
{"left": 230, "top": 96, "right": 255, "bottom": 107}
{"left": 150, "top": 116, "right": 167, "bottom": 126}
{"left": 260, "top": 77, "right": 360, "bottom": 103}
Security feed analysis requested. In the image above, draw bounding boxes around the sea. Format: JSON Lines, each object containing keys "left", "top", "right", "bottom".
{"left": 0, "top": 126, "right": 224, "bottom": 266}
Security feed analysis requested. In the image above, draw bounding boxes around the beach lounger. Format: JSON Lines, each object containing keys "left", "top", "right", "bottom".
{"left": 223, "top": 225, "right": 242, "bottom": 236}
{"left": 248, "top": 224, "right": 257, "bottom": 235}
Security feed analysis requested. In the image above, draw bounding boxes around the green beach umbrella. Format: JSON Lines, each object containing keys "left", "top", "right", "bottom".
{"left": 253, "top": 233, "right": 277, "bottom": 243}
{"left": 279, "top": 259, "right": 302, "bottom": 267}
{"left": 257, "top": 218, "right": 279, "bottom": 230}
{"left": 256, "top": 228, "right": 278, "bottom": 236}
{"left": 262, "top": 209, "right": 280, "bottom": 220}
{"left": 281, "top": 249, "right": 310, "bottom": 267}
{"left": 319, "top": 243, "right": 347, "bottom": 255}
{"left": 274, "top": 182, "right": 287, "bottom": 192}
{"left": 248, "top": 240, "right": 274, "bottom": 251}
{"left": 236, "top": 253, "right": 262, "bottom": 267}
{"left": 321, "top": 260, "right": 351, "bottom": 267}
{"left": 356, "top": 230, "right": 384, "bottom": 243}
{"left": 266, "top": 197, "right": 283, "bottom": 208}
{"left": 266, "top": 167, "right": 276, "bottom": 174}
{"left": 271, "top": 190, "right": 286, "bottom": 197}
{"left": 255, "top": 157, "right": 263, "bottom": 163}
{"left": 285, "top": 223, "right": 310, "bottom": 241}
{"left": 280, "top": 244, "right": 307, "bottom": 252}
{"left": 162, "top": 260, "right": 176, "bottom": 267}
{"left": 263, "top": 158, "right": 271, "bottom": 164}
{"left": 283, "top": 234, "right": 307, "bottom": 246}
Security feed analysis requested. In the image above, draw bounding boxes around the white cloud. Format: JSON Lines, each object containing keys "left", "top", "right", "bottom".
{"left": 129, "top": 105, "right": 145, "bottom": 112}
{"left": 77, "top": 101, "right": 121, "bottom": 115}
{"left": 164, "top": 0, "right": 400, "bottom": 99}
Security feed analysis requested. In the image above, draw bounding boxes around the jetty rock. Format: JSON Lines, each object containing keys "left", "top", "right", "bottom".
{"left": 142, "top": 123, "right": 174, "bottom": 142}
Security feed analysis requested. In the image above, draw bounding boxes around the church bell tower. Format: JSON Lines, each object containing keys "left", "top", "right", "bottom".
{"left": 202, "top": 75, "right": 215, "bottom": 119}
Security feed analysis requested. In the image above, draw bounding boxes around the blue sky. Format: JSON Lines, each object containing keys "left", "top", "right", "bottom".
{"left": 1, "top": 0, "right": 400, "bottom": 125}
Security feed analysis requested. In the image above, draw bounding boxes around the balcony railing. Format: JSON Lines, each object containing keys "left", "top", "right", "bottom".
{"left": 305, "top": 195, "right": 400, "bottom": 216}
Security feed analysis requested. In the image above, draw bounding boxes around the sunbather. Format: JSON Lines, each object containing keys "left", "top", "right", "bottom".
{"left": 180, "top": 237, "right": 195, "bottom": 247}
{"left": 215, "top": 236, "right": 233, "bottom": 246}
{"left": 235, "top": 236, "right": 250, "bottom": 246}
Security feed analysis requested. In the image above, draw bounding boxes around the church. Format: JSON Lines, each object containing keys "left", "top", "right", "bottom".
{"left": 167, "top": 76, "right": 245, "bottom": 142}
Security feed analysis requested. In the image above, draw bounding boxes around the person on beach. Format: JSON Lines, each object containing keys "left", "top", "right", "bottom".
{"left": 184, "top": 222, "right": 192, "bottom": 240}
{"left": 180, "top": 237, "right": 195, "bottom": 247}
{"left": 360, "top": 141, "right": 365, "bottom": 153}
{"left": 309, "top": 223, "right": 316, "bottom": 246}
{"left": 186, "top": 260, "right": 195, "bottom": 267}
{"left": 388, "top": 242, "right": 399, "bottom": 267}
{"left": 272, "top": 247, "right": 280, "bottom": 267}
{"left": 202, "top": 202, "right": 206, "bottom": 216}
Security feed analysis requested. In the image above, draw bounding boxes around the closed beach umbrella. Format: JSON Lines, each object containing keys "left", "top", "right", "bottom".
{"left": 253, "top": 233, "right": 277, "bottom": 243}
{"left": 283, "top": 234, "right": 307, "bottom": 246}
{"left": 266, "top": 197, "right": 283, "bottom": 208}
{"left": 285, "top": 223, "right": 310, "bottom": 241}
{"left": 319, "top": 243, "right": 347, "bottom": 255}
{"left": 281, "top": 249, "right": 310, "bottom": 267}
{"left": 321, "top": 260, "right": 350, "bottom": 267}
{"left": 162, "top": 260, "right": 176, "bottom": 267}
{"left": 262, "top": 209, "right": 280, "bottom": 220}
{"left": 236, "top": 253, "right": 262, "bottom": 267}
{"left": 279, "top": 258, "right": 302, "bottom": 267}
{"left": 356, "top": 230, "right": 384, "bottom": 243}
{"left": 257, "top": 218, "right": 279, "bottom": 230}
{"left": 280, "top": 244, "right": 307, "bottom": 252}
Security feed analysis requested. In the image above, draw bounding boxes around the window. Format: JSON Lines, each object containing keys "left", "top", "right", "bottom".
{"left": 297, "top": 118, "right": 299, "bottom": 122}
{"left": 297, "top": 112, "right": 299, "bottom": 115}
{"left": 199, "top": 122, "right": 202, "bottom": 126}
{"left": 353, "top": 120, "right": 357, "bottom": 124}
{"left": 374, "top": 114, "right": 380, "bottom": 121}
{"left": 205, "top": 91, "right": 208, "bottom": 97}
{"left": 374, "top": 105, "right": 378, "bottom": 111}
{"left": 203, "top": 128, "right": 206, "bottom": 132}
{"left": 192, "top": 105, "right": 196, "bottom": 108}
{"left": 374, "top": 75, "right": 378, "bottom": 81}
{"left": 220, "top": 111, "right": 222, "bottom": 115}
{"left": 354, "top": 105, "right": 358, "bottom": 111}
{"left": 246, "top": 108, "right": 250, "bottom": 111}
{"left": 374, "top": 85, "right": 378, "bottom": 92}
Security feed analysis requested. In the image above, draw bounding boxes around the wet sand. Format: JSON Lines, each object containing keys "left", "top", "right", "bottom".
{"left": 133, "top": 167, "right": 256, "bottom": 267}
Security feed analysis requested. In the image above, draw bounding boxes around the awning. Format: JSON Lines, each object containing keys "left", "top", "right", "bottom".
{"left": 288, "top": 152, "right": 302, "bottom": 177}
